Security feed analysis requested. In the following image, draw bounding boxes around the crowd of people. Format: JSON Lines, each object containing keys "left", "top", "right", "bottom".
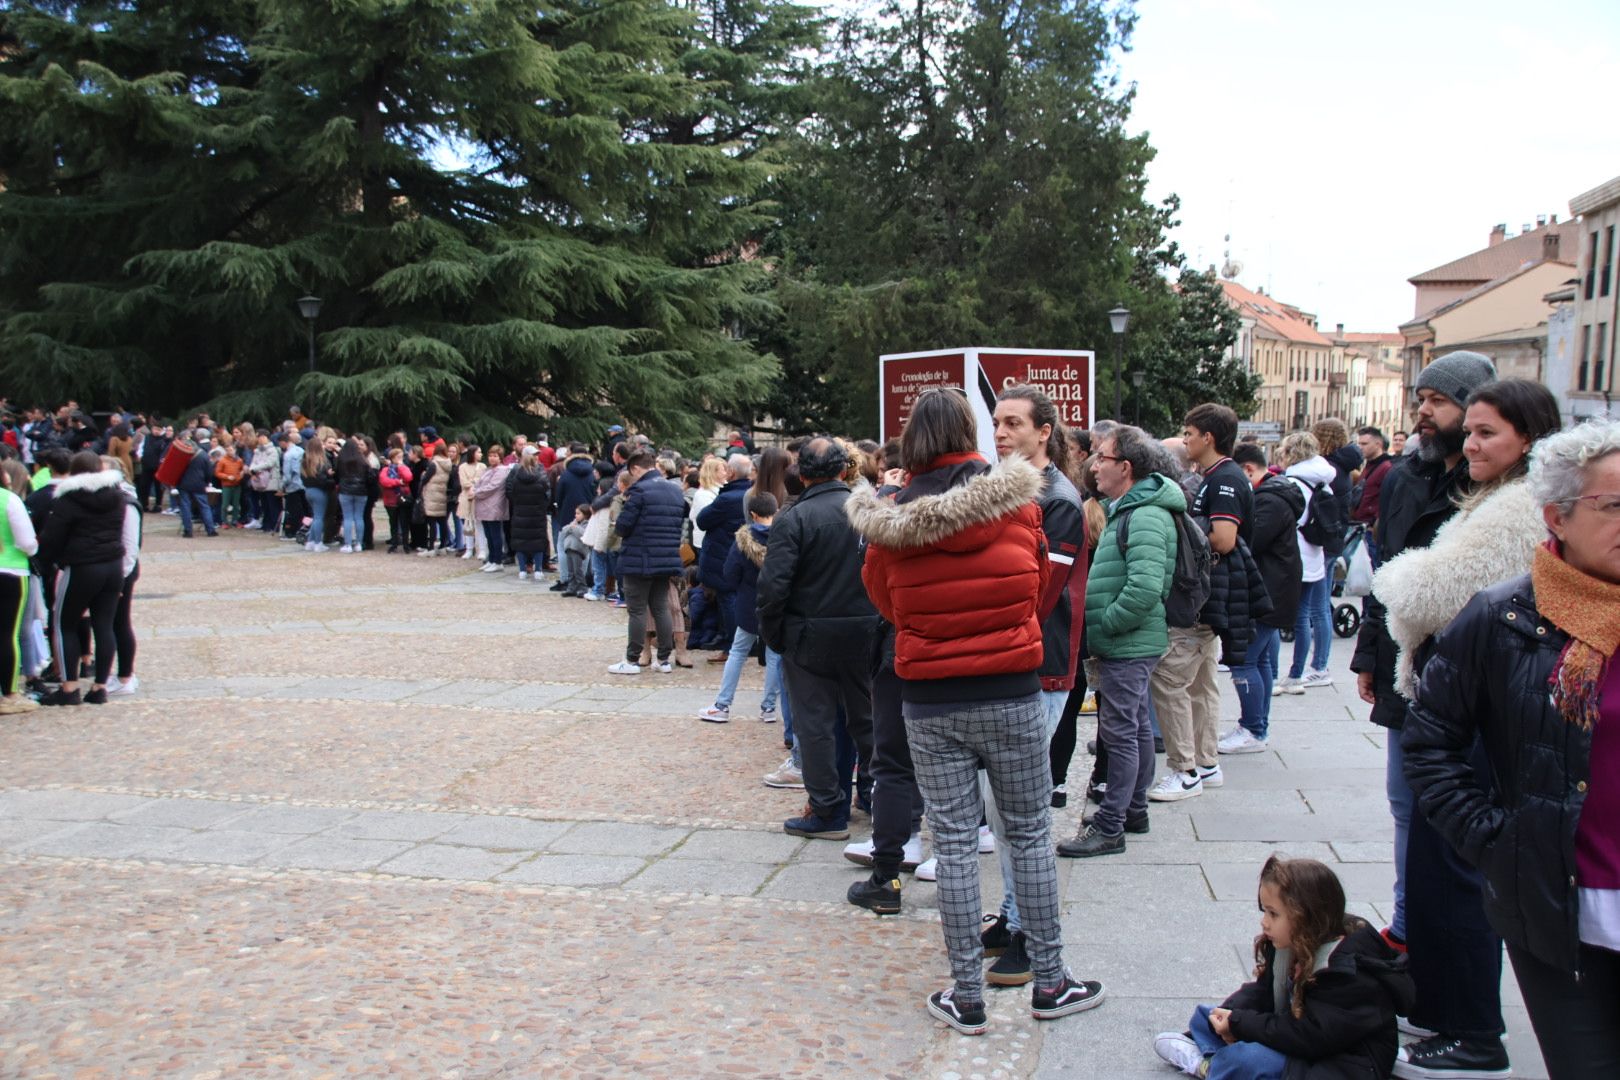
{"left": 3, "top": 357, "right": 1616, "bottom": 1077}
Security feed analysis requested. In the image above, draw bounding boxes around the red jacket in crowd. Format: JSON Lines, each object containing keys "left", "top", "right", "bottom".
{"left": 847, "top": 451, "right": 1048, "bottom": 682}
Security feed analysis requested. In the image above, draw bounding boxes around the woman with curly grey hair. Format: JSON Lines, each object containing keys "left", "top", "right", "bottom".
{"left": 1404, "top": 418, "right": 1620, "bottom": 1079}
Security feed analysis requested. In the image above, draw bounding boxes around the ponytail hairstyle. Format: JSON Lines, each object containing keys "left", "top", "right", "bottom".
{"left": 996, "top": 383, "right": 1069, "bottom": 475}
{"left": 1256, "top": 855, "right": 1353, "bottom": 1018}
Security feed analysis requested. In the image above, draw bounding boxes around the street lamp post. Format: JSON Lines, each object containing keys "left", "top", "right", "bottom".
{"left": 297, "top": 295, "right": 323, "bottom": 372}
{"left": 1132, "top": 369, "right": 1145, "bottom": 426}
{"left": 1108, "top": 306, "right": 1131, "bottom": 420}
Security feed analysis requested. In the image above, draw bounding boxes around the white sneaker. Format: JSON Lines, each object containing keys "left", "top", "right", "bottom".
{"left": 304, "top": 541, "right": 315, "bottom": 551}
{"left": 312, "top": 542, "right": 328, "bottom": 553}
{"left": 1199, "top": 763, "right": 1224, "bottom": 788}
{"left": 1273, "top": 677, "right": 1305, "bottom": 696}
{"left": 978, "top": 824, "right": 995, "bottom": 854}
{"left": 481, "top": 563, "right": 502, "bottom": 573}
{"left": 339, "top": 545, "right": 353, "bottom": 554}
{"left": 107, "top": 675, "right": 139, "bottom": 696}
{"left": 759, "top": 707, "right": 778, "bottom": 723}
{"left": 583, "top": 592, "right": 602, "bottom": 601}
{"left": 1302, "top": 669, "right": 1334, "bottom": 688}
{"left": 243, "top": 520, "right": 259, "bottom": 530}
{"left": 1148, "top": 771, "right": 1203, "bottom": 801}
{"left": 843, "top": 833, "right": 924, "bottom": 871}
{"left": 417, "top": 549, "right": 434, "bottom": 557}
{"left": 1154, "top": 1031, "right": 1205, "bottom": 1076}
{"left": 762, "top": 757, "right": 804, "bottom": 789}
{"left": 1218, "top": 727, "right": 1268, "bottom": 755}
{"left": 517, "top": 571, "right": 529, "bottom": 580}
{"left": 914, "top": 856, "right": 938, "bottom": 881}
{"left": 607, "top": 661, "right": 641, "bottom": 675}
{"left": 697, "top": 705, "right": 730, "bottom": 722}
{"left": 655, "top": 661, "right": 673, "bottom": 674}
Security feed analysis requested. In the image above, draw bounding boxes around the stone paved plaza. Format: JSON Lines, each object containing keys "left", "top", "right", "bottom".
{"left": 0, "top": 526, "right": 1548, "bottom": 1078}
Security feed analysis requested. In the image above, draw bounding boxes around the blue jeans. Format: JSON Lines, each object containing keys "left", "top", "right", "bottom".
{"left": 1189, "top": 1005, "right": 1287, "bottom": 1080}
{"left": 305, "top": 487, "right": 329, "bottom": 544}
{"left": 992, "top": 689, "right": 1068, "bottom": 932}
{"left": 1288, "top": 577, "right": 1332, "bottom": 678}
{"left": 451, "top": 515, "right": 464, "bottom": 552}
{"left": 516, "top": 551, "right": 541, "bottom": 573}
{"left": 1235, "top": 626, "right": 1281, "bottom": 740}
{"left": 1387, "top": 735, "right": 1413, "bottom": 941}
{"left": 338, "top": 493, "right": 366, "bottom": 549}
{"left": 713, "top": 627, "right": 782, "bottom": 713}
{"left": 481, "top": 521, "right": 505, "bottom": 564}
{"left": 176, "top": 491, "right": 215, "bottom": 536}
{"left": 588, "top": 550, "right": 609, "bottom": 598}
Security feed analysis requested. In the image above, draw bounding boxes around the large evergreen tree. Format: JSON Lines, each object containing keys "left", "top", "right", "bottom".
{"left": 760, "top": 0, "right": 1244, "bottom": 437}
{"left": 0, "top": 0, "right": 810, "bottom": 444}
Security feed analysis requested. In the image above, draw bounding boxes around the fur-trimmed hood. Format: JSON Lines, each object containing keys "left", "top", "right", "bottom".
{"left": 1374, "top": 478, "right": 1546, "bottom": 698}
{"left": 53, "top": 469, "right": 125, "bottom": 497}
{"left": 734, "top": 521, "right": 768, "bottom": 567}
{"left": 845, "top": 453, "right": 1043, "bottom": 549}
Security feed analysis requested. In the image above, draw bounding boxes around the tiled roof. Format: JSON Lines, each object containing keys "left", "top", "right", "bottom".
{"left": 1341, "top": 332, "right": 1403, "bottom": 344}
{"left": 1409, "top": 221, "right": 1579, "bottom": 284}
{"left": 1219, "top": 279, "right": 1331, "bottom": 347}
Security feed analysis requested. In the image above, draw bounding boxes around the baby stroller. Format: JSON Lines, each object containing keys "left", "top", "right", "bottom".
{"left": 1280, "top": 523, "right": 1368, "bottom": 642}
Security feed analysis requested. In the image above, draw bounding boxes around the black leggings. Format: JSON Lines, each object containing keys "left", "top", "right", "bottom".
{"left": 0, "top": 574, "right": 23, "bottom": 696}
{"left": 53, "top": 559, "right": 122, "bottom": 687}
{"left": 115, "top": 563, "right": 139, "bottom": 680}
{"left": 1509, "top": 941, "right": 1620, "bottom": 1080}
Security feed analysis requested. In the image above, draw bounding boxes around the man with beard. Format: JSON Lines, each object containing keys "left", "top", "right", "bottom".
{"left": 1350, "top": 350, "right": 1505, "bottom": 1077}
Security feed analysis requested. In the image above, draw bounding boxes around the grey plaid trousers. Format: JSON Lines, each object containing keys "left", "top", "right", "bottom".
{"left": 905, "top": 694, "right": 1066, "bottom": 998}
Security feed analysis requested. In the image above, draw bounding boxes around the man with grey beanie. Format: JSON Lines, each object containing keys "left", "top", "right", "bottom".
{"left": 1351, "top": 350, "right": 1514, "bottom": 1079}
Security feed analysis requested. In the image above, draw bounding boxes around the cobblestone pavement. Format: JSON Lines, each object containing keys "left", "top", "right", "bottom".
{"left": 0, "top": 526, "right": 1548, "bottom": 1077}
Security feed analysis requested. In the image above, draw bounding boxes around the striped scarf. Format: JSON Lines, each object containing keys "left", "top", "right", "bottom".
{"left": 1532, "top": 541, "right": 1620, "bottom": 730}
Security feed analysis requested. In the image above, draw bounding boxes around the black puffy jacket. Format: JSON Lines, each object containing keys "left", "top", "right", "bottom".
{"left": 37, "top": 470, "right": 127, "bottom": 568}
{"left": 615, "top": 471, "right": 685, "bottom": 577}
{"left": 756, "top": 479, "right": 877, "bottom": 672}
{"left": 1252, "top": 474, "right": 1305, "bottom": 631}
{"left": 1223, "top": 921, "right": 1413, "bottom": 1080}
{"left": 1402, "top": 574, "right": 1592, "bottom": 975}
{"left": 1202, "top": 536, "right": 1273, "bottom": 662}
{"left": 504, "top": 466, "right": 553, "bottom": 555}
{"left": 1351, "top": 455, "right": 1469, "bottom": 728}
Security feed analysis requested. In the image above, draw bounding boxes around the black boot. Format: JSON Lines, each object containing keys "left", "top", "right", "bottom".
{"left": 846, "top": 871, "right": 902, "bottom": 915}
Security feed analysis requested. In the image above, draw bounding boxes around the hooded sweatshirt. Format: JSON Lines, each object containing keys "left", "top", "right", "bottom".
{"left": 1285, "top": 455, "right": 1338, "bottom": 583}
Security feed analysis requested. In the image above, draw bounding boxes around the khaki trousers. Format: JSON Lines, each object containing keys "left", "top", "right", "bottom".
{"left": 1150, "top": 625, "right": 1220, "bottom": 773}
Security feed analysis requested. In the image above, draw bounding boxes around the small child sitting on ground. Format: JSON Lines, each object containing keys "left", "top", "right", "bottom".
{"left": 1154, "top": 855, "right": 1412, "bottom": 1079}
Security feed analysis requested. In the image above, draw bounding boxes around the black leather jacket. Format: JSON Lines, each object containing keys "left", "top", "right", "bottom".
{"left": 1352, "top": 455, "right": 1470, "bottom": 728}
{"left": 1402, "top": 574, "right": 1592, "bottom": 975}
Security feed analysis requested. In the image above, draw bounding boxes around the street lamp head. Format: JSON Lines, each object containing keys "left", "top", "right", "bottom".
{"left": 1132, "top": 370, "right": 1145, "bottom": 388}
{"left": 1108, "top": 306, "right": 1131, "bottom": 336}
{"left": 297, "top": 295, "right": 324, "bottom": 321}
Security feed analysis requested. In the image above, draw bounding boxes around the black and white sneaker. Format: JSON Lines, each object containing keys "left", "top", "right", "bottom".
{"left": 1392, "top": 1034, "right": 1509, "bottom": 1079}
{"left": 926, "top": 987, "right": 988, "bottom": 1035}
{"left": 980, "top": 912, "right": 1013, "bottom": 957}
{"left": 1030, "top": 973, "right": 1106, "bottom": 1019}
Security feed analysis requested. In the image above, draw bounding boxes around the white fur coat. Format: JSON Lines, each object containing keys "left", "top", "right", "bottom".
{"left": 1372, "top": 479, "right": 1545, "bottom": 699}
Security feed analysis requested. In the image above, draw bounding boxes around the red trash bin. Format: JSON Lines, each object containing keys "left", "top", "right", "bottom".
{"left": 153, "top": 439, "right": 197, "bottom": 488}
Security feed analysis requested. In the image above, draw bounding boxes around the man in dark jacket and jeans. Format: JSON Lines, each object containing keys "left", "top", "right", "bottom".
{"left": 609, "top": 451, "right": 685, "bottom": 675}
{"left": 1350, "top": 349, "right": 1511, "bottom": 1080}
{"left": 758, "top": 437, "right": 877, "bottom": 839}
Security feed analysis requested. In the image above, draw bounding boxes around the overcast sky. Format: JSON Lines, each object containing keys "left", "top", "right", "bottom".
{"left": 1118, "top": 0, "right": 1620, "bottom": 331}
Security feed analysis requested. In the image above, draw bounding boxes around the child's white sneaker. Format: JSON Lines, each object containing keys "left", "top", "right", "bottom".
{"left": 1154, "top": 1031, "right": 1204, "bottom": 1076}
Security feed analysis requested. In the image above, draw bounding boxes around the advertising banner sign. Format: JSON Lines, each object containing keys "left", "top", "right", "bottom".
{"left": 879, "top": 348, "right": 1095, "bottom": 459}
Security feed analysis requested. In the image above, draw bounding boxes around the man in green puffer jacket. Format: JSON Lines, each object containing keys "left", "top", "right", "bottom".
{"left": 1059, "top": 425, "right": 1183, "bottom": 858}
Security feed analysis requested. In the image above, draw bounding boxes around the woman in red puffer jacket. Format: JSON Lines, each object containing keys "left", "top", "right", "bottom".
{"left": 845, "top": 387, "right": 1103, "bottom": 1032}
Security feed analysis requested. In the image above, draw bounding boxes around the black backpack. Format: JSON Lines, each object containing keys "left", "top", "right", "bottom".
{"left": 1116, "top": 507, "right": 1213, "bottom": 629}
{"left": 1299, "top": 482, "right": 1349, "bottom": 556}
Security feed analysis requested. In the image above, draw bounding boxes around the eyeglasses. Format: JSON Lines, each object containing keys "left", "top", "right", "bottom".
{"left": 1094, "top": 453, "right": 1125, "bottom": 464}
{"left": 1567, "top": 493, "right": 1620, "bottom": 516}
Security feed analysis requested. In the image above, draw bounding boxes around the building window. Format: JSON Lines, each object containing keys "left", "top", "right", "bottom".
{"left": 1589, "top": 231, "right": 1600, "bottom": 300}
{"left": 1600, "top": 323, "right": 1610, "bottom": 394}
{"left": 1605, "top": 225, "right": 1615, "bottom": 299}
{"left": 1579, "top": 325, "right": 1592, "bottom": 391}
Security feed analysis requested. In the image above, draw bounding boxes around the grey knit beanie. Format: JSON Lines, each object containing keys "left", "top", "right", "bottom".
{"left": 1414, "top": 350, "right": 1497, "bottom": 407}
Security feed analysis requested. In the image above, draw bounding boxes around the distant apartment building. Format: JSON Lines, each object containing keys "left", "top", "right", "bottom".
{"left": 1401, "top": 218, "right": 1576, "bottom": 387}
{"left": 1567, "top": 175, "right": 1620, "bottom": 422}
{"left": 1219, "top": 279, "right": 1336, "bottom": 428}
{"left": 1329, "top": 330, "right": 1405, "bottom": 433}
